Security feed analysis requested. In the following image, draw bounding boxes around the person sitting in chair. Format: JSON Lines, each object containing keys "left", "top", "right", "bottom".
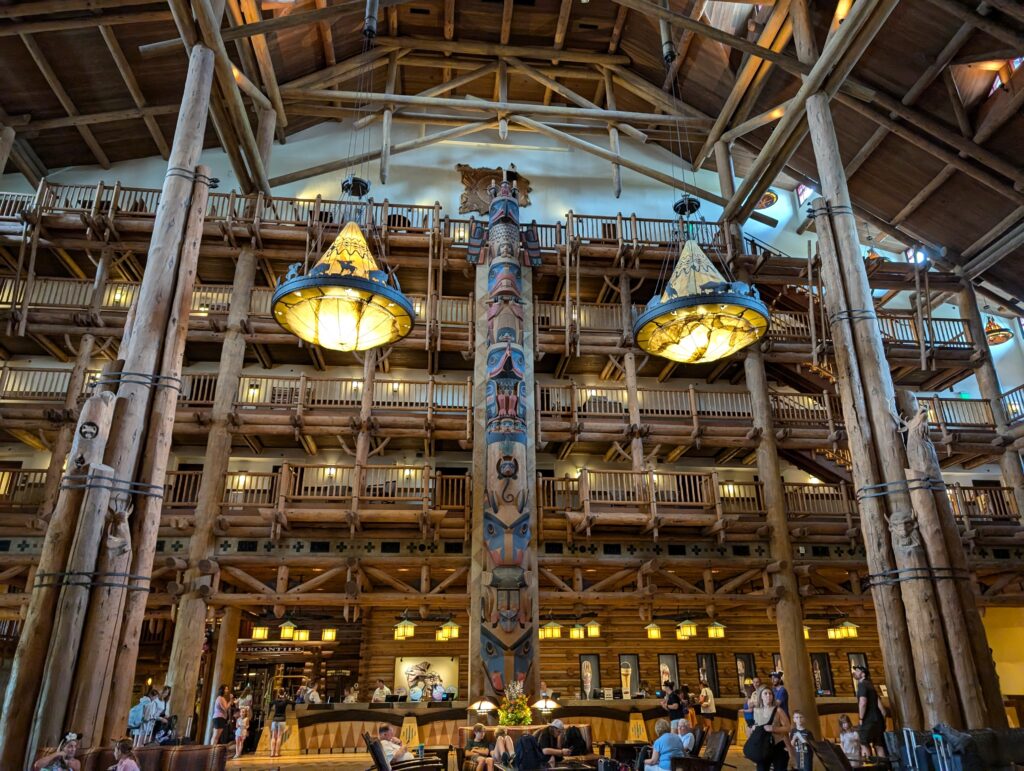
{"left": 465, "top": 723, "right": 494, "bottom": 771}
{"left": 674, "top": 719, "right": 696, "bottom": 755}
{"left": 379, "top": 723, "right": 412, "bottom": 765}
{"left": 644, "top": 719, "right": 685, "bottom": 770}
{"left": 538, "top": 719, "right": 569, "bottom": 764}
{"left": 492, "top": 726, "right": 516, "bottom": 771}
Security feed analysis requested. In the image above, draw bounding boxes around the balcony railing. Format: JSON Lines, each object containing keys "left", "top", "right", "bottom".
{"left": 0, "top": 469, "right": 47, "bottom": 513}
{"left": 1002, "top": 385, "right": 1024, "bottom": 427}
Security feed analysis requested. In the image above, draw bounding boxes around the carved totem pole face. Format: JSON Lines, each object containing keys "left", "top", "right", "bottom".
{"left": 480, "top": 179, "right": 535, "bottom": 695}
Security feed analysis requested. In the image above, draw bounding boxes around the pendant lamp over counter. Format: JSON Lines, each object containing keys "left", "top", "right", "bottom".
{"left": 273, "top": 221, "right": 415, "bottom": 351}
{"left": 634, "top": 240, "right": 769, "bottom": 364}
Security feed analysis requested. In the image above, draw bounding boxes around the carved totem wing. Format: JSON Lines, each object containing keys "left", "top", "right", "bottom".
{"left": 522, "top": 221, "right": 542, "bottom": 267}
{"left": 467, "top": 218, "right": 488, "bottom": 265}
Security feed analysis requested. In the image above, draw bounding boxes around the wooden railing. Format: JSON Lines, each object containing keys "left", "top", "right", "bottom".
{"left": 1002, "top": 385, "right": 1024, "bottom": 427}
{"left": 0, "top": 192, "right": 34, "bottom": 220}
{"left": 947, "top": 484, "right": 1019, "bottom": 521}
{"left": 784, "top": 482, "right": 856, "bottom": 518}
{"left": 0, "top": 469, "right": 47, "bottom": 512}
{"left": 0, "top": 366, "right": 80, "bottom": 402}
{"left": 230, "top": 375, "right": 469, "bottom": 412}
{"left": 920, "top": 396, "right": 994, "bottom": 430}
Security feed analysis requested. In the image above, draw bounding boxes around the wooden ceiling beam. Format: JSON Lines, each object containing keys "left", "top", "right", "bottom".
{"left": 941, "top": 68, "right": 973, "bottom": 138}
{"left": 731, "top": 16, "right": 793, "bottom": 125}
{"left": 0, "top": 9, "right": 172, "bottom": 37}
{"left": 284, "top": 46, "right": 398, "bottom": 90}
{"left": 220, "top": 0, "right": 405, "bottom": 42}
{"left": 693, "top": 0, "right": 792, "bottom": 169}
{"left": 504, "top": 56, "right": 648, "bottom": 143}
{"left": 400, "top": 54, "right": 603, "bottom": 79}
{"left": 370, "top": 36, "right": 632, "bottom": 65}
{"left": 268, "top": 118, "right": 495, "bottom": 186}
{"left": 0, "top": 0, "right": 158, "bottom": 17}
{"left": 507, "top": 113, "right": 779, "bottom": 227}
{"left": 284, "top": 88, "right": 714, "bottom": 128}
{"left": 239, "top": 0, "right": 289, "bottom": 130}
{"left": 608, "top": 4, "right": 629, "bottom": 54}
{"left": 98, "top": 26, "right": 170, "bottom": 160}
{"left": 19, "top": 33, "right": 110, "bottom": 169}
{"left": 313, "top": 0, "right": 337, "bottom": 66}
{"left": 19, "top": 104, "right": 179, "bottom": 132}
{"left": 499, "top": 0, "right": 514, "bottom": 46}
{"left": 921, "top": 0, "right": 1024, "bottom": 49}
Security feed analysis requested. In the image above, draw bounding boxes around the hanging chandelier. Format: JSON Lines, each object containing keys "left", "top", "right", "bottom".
{"left": 985, "top": 317, "right": 1014, "bottom": 346}
{"left": 634, "top": 240, "right": 769, "bottom": 364}
{"left": 272, "top": 220, "right": 415, "bottom": 351}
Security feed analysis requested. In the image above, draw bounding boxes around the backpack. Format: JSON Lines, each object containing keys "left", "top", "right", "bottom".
{"left": 128, "top": 701, "right": 145, "bottom": 730}
{"left": 743, "top": 707, "right": 777, "bottom": 763}
{"left": 514, "top": 733, "right": 546, "bottom": 771}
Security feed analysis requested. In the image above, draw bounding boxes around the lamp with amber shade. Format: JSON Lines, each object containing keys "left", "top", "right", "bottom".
{"left": 634, "top": 241, "right": 769, "bottom": 364}
{"left": 272, "top": 221, "right": 415, "bottom": 351}
{"left": 985, "top": 317, "right": 1014, "bottom": 346}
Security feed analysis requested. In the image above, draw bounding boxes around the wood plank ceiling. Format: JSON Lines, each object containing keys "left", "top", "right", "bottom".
{"left": 0, "top": 0, "right": 1022, "bottom": 303}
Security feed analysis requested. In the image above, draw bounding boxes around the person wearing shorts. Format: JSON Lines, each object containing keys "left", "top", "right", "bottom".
{"left": 697, "top": 680, "right": 716, "bottom": 731}
{"left": 210, "top": 685, "right": 231, "bottom": 744}
{"left": 269, "top": 688, "right": 291, "bottom": 758}
{"left": 853, "top": 667, "right": 886, "bottom": 758}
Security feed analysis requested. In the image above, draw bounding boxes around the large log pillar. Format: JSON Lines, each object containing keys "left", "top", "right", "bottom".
{"left": 468, "top": 174, "right": 540, "bottom": 703}
{"left": 618, "top": 274, "right": 645, "bottom": 474}
{"left": 0, "top": 125, "right": 14, "bottom": 175}
{"left": 205, "top": 607, "right": 241, "bottom": 743}
{"left": 165, "top": 247, "right": 257, "bottom": 727}
{"left": 349, "top": 348, "right": 379, "bottom": 534}
{"left": 715, "top": 141, "right": 819, "bottom": 736}
{"left": 957, "top": 285, "right": 1024, "bottom": 515}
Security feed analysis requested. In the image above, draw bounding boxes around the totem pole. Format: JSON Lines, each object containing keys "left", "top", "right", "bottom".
{"left": 468, "top": 169, "right": 542, "bottom": 700}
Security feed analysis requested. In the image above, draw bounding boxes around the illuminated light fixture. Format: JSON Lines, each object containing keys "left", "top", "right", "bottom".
{"left": 272, "top": 221, "right": 415, "bottom": 351}
{"left": 322, "top": 628, "right": 337, "bottom": 642}
{"left": 252, "top": 626, "right": 269, "bottom": 640}
{"left": 532, "top": 695, "right": 560, "bottom": 714}
{"left": 469, "top": 699, "right": 497, "bottom": 714}
{"left": 248, "top": 381, "right": 260, "bottom": 393}
{"left": 394, "top": 618, "right": 416, "bottom": 640}
{"left": 440, "top": 618, "right": 460, "bottom": 638}
{"left": 754, "top": 190, "right": 779, "bottom": 210}
{"left": 586, "top": 620, "right": 601, "bottom": 638}
{"left": 570, "top": 624, "right": 586, "bottom": 640}
{"left": 146, "top": 676, "right": 153, "bottom": 687}
{"left": 294, "top": 628, "right": 310, "bottom": 642}
{"left": 676, "top": 619, "right": 697, "bottom": 639}
{"left": 865, "top": 248, "right": 884, "bottom": 263}
{"left": 803, "top": 625, "right": 810, "bottom": 640}
{"left": 645, "top": 623, "right": 662, "bottom": 640}
{"left": 435, "top": 628, "right": 446, "bottom": 642}
{"left": 985, "top": 317, "right": 1014, "bottom": 346}
{"left": 634, "top": 240, "right": 769, "bottom": 364}
{"left": 279, "top": 620, "right": 296, "bottom": 640}
{"left": 540, "top": 621, "right": 563, "bottom": 640}
{"left": 707, "top": 621, "right": 726, "bottom": 639}
{"left": 839, "top": 621, "right": 859, "bottom": 639}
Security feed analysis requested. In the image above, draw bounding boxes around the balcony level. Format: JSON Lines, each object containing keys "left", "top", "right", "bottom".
{"left": 0, "top": 364, "right": 1010, "bottom": 468}
{"left": 1, "top": 465, "right": 1019, "bottom": 549}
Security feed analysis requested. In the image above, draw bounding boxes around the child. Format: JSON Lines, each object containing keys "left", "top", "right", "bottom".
{"left": 789, "top": 710, "right": 814, "bottom": 771}
{"left": 838, "top": 714, "right": 861, "bottom": 762}
{"left": 234, "top": 707, "right": 250, "bottom": 759}
{"left": 465, "top": 723, "right": 493, "bottom": 771}
{"left": 492, "top": 725, "right": 515, "bottom": 771}
{"left": 111, "top": 738, "right": 141, "bottom": 771}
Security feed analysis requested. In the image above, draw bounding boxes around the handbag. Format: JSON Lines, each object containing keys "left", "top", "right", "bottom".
{"left": 743, "top": 707, "right": 777, "bottom": 763}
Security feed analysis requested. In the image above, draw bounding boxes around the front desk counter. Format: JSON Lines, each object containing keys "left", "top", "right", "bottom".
{"left": 257, "top": 696, "right": 874, "bottom": 756}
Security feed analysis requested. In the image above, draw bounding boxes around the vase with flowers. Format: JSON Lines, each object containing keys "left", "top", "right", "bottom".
{"left": 497, "top": 681, "right": 533, "bottom": 726}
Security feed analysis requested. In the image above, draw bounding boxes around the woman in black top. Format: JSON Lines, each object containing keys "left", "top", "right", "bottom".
{"left": 662, "top": 682, "right": 685, "bottom": 731}
{"left": 269, "top": 688, "right": 292, "bottom": 759}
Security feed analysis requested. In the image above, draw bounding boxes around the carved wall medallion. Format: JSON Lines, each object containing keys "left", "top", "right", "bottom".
{"left": 456, "top": 164, "right": 531, "bottom": 214}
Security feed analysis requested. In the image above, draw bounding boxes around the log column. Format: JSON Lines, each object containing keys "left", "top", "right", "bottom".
{"left": 205, "top": 607, "right": 241, "bottom": 743}
{"left": 165, "top": 246, "right": 257, "bottom": 726}
{"left": 618, "top": 274, "right": 645, "bottom": 474}
{"left": 349, "top": 349, "right": 378, "bottom": 532}
{"left": 957, "top": 284, "right": 1024, "bottom": 514}
{"left": 0, "top": 125, "right": 14, "bottom": 175}
{"left": 716, "top": 140, "right": 819, "bottom": 736}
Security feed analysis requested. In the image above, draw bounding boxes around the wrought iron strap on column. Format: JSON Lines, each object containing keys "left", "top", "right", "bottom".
{"left": 468, "top": 170, "right": 541, "bottom": 698}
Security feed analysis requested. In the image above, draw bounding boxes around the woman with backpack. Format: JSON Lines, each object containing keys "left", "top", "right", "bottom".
{"left": 127, "top": 692, "right": 151, "bottom": 748}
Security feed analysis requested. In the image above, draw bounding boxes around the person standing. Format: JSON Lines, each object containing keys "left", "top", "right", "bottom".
{"left": 789, "top": 711, "right": 814, "bottom": 771}
{"left": 269, "top": 687, "right": 292, "bottom": 759}
{"left": 770, "top": 672, "right": 789, "bottom": 718}
{"left": 697, "top": 679, "right": 716, "bottom": 732}
{"left": 661, "top": 681, "right": 685, "bottom": 731}
{"left": 751, "top": 688, "right": 791, "bottom": 771}
{"left": 210, "top": 685, "right": 231, "bottom": 744}
{"left": 838, "top": 715, "right": 861, "bottom": 761}
{"left": 372, "top": 679, "right": 392, "bottom": 703}
{"left": 234, "top": 707, "right": 250, "bottom": 759}
{"left": 852, "top": 667, "right": 887, "bottom": 758}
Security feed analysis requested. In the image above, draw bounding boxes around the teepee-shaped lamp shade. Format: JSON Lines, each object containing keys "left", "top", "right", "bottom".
{"left": 985, "top": 317, "right": 1014, "bottom": 346}
{"left": 634, "top": 241, "right": 769, "bottom": 364}
{"left": 272, "top": 221, "right": 415, "bottom": 351}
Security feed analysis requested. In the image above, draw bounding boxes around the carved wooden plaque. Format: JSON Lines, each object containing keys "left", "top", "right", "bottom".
{"left": 456, "top": 164, "right": 532, "bottom": 214}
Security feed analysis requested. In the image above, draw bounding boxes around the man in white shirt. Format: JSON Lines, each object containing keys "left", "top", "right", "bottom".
{"left": 379, "top": 723, "right": 411, "bottom": 764}
{"left": 372, "top": 679, "right": 393, "bottom": 703}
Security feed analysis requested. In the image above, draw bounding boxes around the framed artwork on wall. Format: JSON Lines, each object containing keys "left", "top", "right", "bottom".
{"left": 618, "top": 653, "right": 640, "bottom": 698}
{"left": 847, "top": 653, "right": 868, "bottom": 694}
{"left": 772, "top": 653, "right": 783, "bottom": 674}
{"left": 658, "top": 654, "right": 679, "bottom": 691}
{"left": 696, "top": 653, "right": 720, "bottom": 697}
{"left": 734, "top": 653, "right": 756, "bottom": 696}
{"left": 579, "top": 654, "right": 601, "bottom": 699}
{"left": 810, "top": 653, "right": 835, "bottom": 696}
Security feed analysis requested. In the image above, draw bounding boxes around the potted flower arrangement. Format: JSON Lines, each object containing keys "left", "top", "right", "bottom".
{"left": 497, "top": 681, "right": 533, "bottom": 726}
